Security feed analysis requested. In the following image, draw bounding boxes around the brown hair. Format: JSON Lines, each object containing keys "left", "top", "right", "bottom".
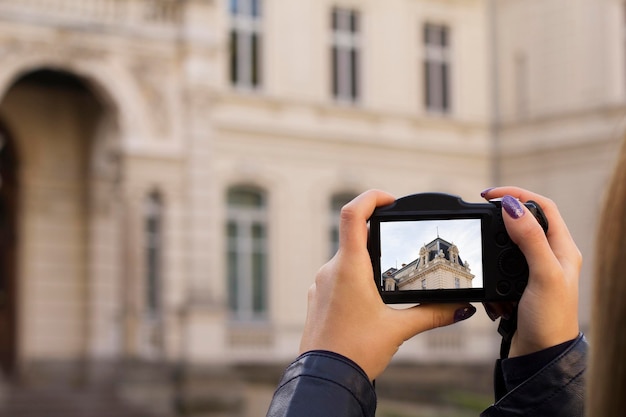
{"left": 589, "top": 136, "right": 626, "bottom": 415}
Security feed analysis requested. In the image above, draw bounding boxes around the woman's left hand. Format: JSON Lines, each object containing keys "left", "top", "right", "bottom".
{"left": 482, "top": 187, "right": 582, "bottom": 357}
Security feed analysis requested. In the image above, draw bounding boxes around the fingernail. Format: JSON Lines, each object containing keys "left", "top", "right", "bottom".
{"left": 502, "top": 195, "right": 525, "bottom": 219}
{"left": 454, "top": 305, "right": 477, "bottom": 323}
{"left": 480, "top": 188, "right": 495, "bottom": 199}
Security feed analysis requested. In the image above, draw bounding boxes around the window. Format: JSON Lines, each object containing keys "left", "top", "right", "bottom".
{"left": 144, "top": 191, "right": 163, "bottom": 316}
{"left": 330, "top": 192, "right": 357, "bottom": 257}
{"left": 423, "top": 23, "right": 451, "bottom": 113}
{"left": 331, "top": 8, "right": 361, "bottom": 103}
{"left": 454, "top": 277, "right": 460, "bottom": 289}
{"left": 227, "top": 186, "right": 268, "bottom": 321}
{"left": 229, "top": 0, "right": 263, "bottom": 89}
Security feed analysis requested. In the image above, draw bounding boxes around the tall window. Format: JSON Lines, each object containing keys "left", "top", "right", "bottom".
{"left": 330, "top": 192, "right": 357, "bottom": 257}
{"left": 230, "top": 0, "right": 263, "bottom": 89}
{"left": 424, "top": 23, "right": 451, "bottom": 113}
{"left": 331, "top": 8, "right": 361, "bottom": 103}
{"left": 144, "top": 191, "right": 163, "bottom": 316}
{"left": 227, "top": 186, "right": 268, "bottom": 321}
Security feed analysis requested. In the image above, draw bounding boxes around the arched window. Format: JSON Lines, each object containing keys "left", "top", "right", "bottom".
{"left": 144, "top": 191, "right": 163, "bottom": 316}
{"left": 227, "top": 186, "right": 268, "bottom": 321}
{"left": 330, "top": 192, "right": 358, "bottom": 257}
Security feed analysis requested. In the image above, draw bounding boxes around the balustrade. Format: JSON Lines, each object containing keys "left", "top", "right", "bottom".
{"left": 0, "top": 0, "right": 182, "bottom": 29}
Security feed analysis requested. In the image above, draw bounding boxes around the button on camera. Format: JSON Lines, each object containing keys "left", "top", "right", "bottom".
{"left": 496, "top": 280, "right": 512, "bottom": 296}
{"left": 498, "top": 248, "right": 528, "bottom": 278}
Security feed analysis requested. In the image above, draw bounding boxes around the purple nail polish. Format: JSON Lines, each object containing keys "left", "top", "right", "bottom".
{"left": 454, "top": 305, "right": 477, "bottom": 323}
{"left": 480, "top": 188, "right": 495, "bottom": 199}
{"left": 502, "top": 195, "right": 525, "bottom": 219}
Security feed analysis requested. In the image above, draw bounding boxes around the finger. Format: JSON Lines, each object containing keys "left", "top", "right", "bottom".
{"left": 500, "top": 195, "right": 565, "bottom": 290}
{"left": 482, "top": 187, "right": 581, "bottom": 275}
{"left": 339, "top": 190, "right": 395, "bottom": 252}
{"left": 390, "top": 303, "right": 476, "bottom": 342}
{"left": 482, "top": 186, "right": 567, "bottom": 242}
{"left": 483, "top": 302, "right": 517, "bottom": 321}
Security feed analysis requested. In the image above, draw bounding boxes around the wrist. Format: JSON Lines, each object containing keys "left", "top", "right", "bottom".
{"left": 509, "top": 328, "right": 580, "bottom": 358}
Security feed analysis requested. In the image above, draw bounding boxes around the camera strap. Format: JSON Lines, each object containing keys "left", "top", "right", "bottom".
{"left": 493, "top": 305, "right": 519, "bottom": 401}
{"left": 497, "top": 305, "right": 518, "bottom": 359}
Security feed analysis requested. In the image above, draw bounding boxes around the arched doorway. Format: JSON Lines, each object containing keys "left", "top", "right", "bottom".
{"left": 0, "top": 119, "right": 19, "bottom": 376}
{"left": 0, "top": 68, "right": 118, "bottom": 377}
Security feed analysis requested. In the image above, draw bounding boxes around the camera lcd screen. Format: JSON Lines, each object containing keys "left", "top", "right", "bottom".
{"left": 379, "top": 219, "right": 483, "bottom": 292}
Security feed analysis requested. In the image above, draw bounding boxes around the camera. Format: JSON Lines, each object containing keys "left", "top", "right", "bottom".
{"left": 367, "top": 193, "right": 548, "bottom": 303}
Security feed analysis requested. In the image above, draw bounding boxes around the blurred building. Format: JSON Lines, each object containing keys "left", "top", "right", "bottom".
{"left": 0, "top": 0, "right": 624, "bottom": 411}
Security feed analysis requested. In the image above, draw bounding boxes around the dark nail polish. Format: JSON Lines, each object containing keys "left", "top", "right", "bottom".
{"left": 502, "top": 195, "right": 525, "bottom": 219}
{"left": 480, "top": 188, "right": 495, "bottom": 199}
{"left": 454, "top": 305, "right": 477, "bottom": 323}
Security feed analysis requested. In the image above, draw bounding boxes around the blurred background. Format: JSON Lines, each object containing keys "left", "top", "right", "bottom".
{"left": 0, "top": 0, "right": 623, "bottom": 416}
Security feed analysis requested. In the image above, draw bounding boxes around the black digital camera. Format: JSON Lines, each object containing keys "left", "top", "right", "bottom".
{"left": 367, "top": 193, "right": 548, "bottom": 303}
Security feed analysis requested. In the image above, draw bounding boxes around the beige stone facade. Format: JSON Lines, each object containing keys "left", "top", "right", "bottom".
{"left": 0, "top": 0, "right": 624, "bottom": 385}
{"left": 492, "top": 0, "right": 626, "bottom": 323}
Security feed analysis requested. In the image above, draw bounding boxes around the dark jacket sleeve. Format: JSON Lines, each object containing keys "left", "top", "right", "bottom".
{"left": 480, "top": 333, "right": 587, "bottom": 417}
{"left": 265, "top": 350, "right": 376, "bottom": 417}
{"left": 266, "top": 334, "right": 587, "bottom": 417}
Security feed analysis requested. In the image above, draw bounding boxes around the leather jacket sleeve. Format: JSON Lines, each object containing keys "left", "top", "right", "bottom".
{"left": 480, "top": 333, "right": 587, "bottom": 417}
{"left": 266, "top": 350, "right": 376, "bottom": 417}
{"left": 266, "top": 334, "right": 587, "bottom": 417}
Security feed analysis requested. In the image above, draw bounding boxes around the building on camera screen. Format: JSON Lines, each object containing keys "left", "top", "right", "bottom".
{"left": 382, "top": 236, "right": 476, "bottom": 291}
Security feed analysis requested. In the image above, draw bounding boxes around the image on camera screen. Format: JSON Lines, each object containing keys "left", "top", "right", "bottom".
{"left": 379, "top": 219, "right": 483, "bottom": 291}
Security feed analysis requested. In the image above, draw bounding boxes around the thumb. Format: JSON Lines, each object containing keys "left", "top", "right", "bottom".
{"left": 391, "top": 303, "right": 476, "bottom": 342}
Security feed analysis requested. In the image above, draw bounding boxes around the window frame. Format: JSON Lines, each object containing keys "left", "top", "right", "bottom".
{"left": 331, "top": 7, "right": 362, "bottom": 103}
{"left": 226, "top": 186, "right": 269, "bottom": 322}
{"left": 329, "top": 192, "right": 358, "bottom": 258}
{"left": 144, "top": 191, "right": 164, "bottom": 318}
{"left": 229, "top": 0, "right": 263, "bottom": 90}
{"left": 423, "top": 22, "right": 452, "bottom": 114}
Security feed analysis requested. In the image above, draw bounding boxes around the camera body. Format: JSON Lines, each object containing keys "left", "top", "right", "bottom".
{"left": 368, "top": 193, "right": 548, "bottom": 303}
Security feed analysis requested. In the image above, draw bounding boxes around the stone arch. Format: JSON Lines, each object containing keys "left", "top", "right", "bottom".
{"left": 0, "top": 65, "right": 131, "bottom": 373}
{"left": 0, "top": 54, "right": 151, "bottom": 148}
